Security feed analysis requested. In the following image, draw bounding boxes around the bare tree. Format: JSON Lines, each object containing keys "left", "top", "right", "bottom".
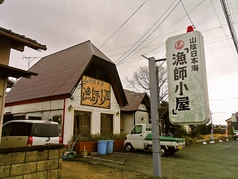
{"left": 126, "top": 65, "right": 170, "bottom": 135}
{"left": 125, "top": 65, "right": 168, "bottom": 102}
{"left": 125, "top": 66, "right": 187, "bottom": 137}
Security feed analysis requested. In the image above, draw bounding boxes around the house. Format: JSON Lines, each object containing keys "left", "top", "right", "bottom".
{"left": 226, "top": 112, "right": 238, "bottom": 133}
{"left": 120, "top": 89, "right": 150, "bottom": 133}
{"left": 0, "top": 26, "right": 46, "bottom": 144}
{"left": 4, "top": 40, "right": 128, "bottom": 144}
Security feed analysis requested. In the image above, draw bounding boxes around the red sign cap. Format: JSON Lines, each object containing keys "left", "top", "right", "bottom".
{"left": 187, "top": 26, "right": 194, "bottom": 32}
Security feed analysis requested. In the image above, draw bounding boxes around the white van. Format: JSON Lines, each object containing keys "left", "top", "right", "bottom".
{"left": 1, "top": 120, "right": 62, "bottom": 147}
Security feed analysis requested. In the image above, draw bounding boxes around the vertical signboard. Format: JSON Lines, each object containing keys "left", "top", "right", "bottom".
{"left": 166, "top": 29, "right": 210, "bottom": 124}
{"left": 81, "top": 76, "right": 111, "bottom": 109}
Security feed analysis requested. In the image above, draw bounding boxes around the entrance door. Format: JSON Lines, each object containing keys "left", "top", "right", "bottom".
{"left": 101, "top": 113, "right": 113, "bottom": 134}
{"left": 74, "top": 111, "right": 91, "bottom": 135}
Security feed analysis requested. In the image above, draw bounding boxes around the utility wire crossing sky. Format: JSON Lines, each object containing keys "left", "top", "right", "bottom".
{"left": 0, "top": 0, "right": 237, "bottom": 125}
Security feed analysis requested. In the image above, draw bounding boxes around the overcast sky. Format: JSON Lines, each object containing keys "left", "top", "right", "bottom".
{"left": 0, "top": 0, "right": 238, "bottom": 125}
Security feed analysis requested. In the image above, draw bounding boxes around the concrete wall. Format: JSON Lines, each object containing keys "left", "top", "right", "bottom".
{"left": 0, "top": 144, "right": 64, "bottom": 179}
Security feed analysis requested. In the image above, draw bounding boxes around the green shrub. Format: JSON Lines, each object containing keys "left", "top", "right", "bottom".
{"left": 72, "top": 133, "right": 127, "bottom": 142}
{"left": 184, "top": 136, "right": 196, "bottom": 145}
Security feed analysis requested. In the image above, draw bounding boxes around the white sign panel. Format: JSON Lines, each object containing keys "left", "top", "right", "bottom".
{"left": 166, "top": 30, "right": 210, "bottom": 124}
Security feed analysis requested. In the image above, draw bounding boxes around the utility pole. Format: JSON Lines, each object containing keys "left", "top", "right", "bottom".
{"left": 142, "top": 55, "right": 165, "bottom": 177}
{"left": 220, "top": 0, "right": 238, "bottom": 54}
{"left": 210, "top": 112, "right": 215, "bottom": 143}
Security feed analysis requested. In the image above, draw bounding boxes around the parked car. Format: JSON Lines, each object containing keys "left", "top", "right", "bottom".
{"left": 1, "top": 120, "right": 62, "bottom": 147}
{"left": 233, "top": 132, "right": 238, "bottom": 141}
{"left": 124, "top": 124, "right": 185, "bottom": 155}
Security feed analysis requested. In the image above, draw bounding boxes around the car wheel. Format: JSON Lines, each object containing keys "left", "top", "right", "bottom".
{"left": 160, "top": 146, "right": 167, "bottom": 156}
{"left": 125, "top": 143, "right": 133, "bottom": 152}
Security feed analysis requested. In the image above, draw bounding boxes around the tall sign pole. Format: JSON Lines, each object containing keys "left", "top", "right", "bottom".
{"left": 143, "top": 55, "right": 161, "bottom": 177}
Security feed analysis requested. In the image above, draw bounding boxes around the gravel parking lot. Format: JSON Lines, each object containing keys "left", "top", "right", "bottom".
{"left": 62, "top": 139, "right": 238, "bottom": 179}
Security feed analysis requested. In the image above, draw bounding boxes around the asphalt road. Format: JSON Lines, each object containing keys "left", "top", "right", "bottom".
{"left": 76, "top": 140, "right": 238, "bottom": 179}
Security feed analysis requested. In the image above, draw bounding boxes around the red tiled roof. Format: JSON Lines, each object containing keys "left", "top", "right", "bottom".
{"left": 5, "top": 41, "right": 127, "bottom": 107}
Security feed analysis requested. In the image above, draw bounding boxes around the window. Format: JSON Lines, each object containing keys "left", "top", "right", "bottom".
{"left": 74, "top": 111, "right": 91, "bottom": 135}
{"left": 101, "top": 113, "right": 113, "bottom": 134}
{"left": 2, "top": 122, "right": 32, "bottom": 136}
{"left": 12, "top": 123, "right": 32, "bottom": 136}
{"left": 31, "top": 123, "right": 59, "bottom": 137}
{"left": 28, "top": 116, "right": 42, "bottom": 120}
{"left": 2, "top": 123, "right": 14, "bottom": 136}
{"left": 146, "top": 124, "right": 152, "bottom": 131}
{"left": 131, "top": 125, "right": 142, "bottom": 134}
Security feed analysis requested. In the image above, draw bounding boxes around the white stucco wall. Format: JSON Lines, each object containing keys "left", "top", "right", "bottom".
{"left": 121, "top": 104, "right": 150, "bottom": 134}
{"left": 4, "top": 81, "right": 121, "bottom": 144}
{"left": 121, "top": 113, "right": 135, "bottom": 134}
{"left": 63, "top": 84, "right": 121, "bottom": 143}
{"left": 134, "top": 110, "right": 149, "bottom": 124}
{"left": 231, "top": 113, "right": 237, "bottom": 122}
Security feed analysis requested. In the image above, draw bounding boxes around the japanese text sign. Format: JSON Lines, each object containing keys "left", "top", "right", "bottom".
{"left": 166, "top": 30, "right": 210, "bottom": 124}
{"left": 81, "top": 76, "right": 111, "bottom": 109}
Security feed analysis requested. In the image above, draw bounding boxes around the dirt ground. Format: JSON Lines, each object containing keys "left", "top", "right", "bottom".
{"left": 61, "top": 160, "right": 142, "bottom": 179}
{"left": 61, "top": 138, "right": 238, "bottom": 179}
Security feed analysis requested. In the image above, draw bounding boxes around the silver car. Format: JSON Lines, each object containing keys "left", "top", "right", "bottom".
{"left": 1, "top": 120, "right": 62, "bottom": 147}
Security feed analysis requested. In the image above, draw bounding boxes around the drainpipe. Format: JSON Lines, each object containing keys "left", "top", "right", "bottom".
{"left": 133, "top": 113, "right": 135, "bottom": 126}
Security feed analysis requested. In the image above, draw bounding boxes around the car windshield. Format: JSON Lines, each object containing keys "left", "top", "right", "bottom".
{"left": 31, "top": 123, "right": 59, "bottom": 137}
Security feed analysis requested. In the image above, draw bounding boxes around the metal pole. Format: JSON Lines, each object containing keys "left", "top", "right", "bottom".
{"left": 210, "top": 112, "right": 215, "bottom": 143}
{"left": 147, "top": 56, "right": 162, "bottom": 177}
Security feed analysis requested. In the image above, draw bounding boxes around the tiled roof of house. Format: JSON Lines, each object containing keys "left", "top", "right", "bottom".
{"left": 121, "top": 89, "right": 150, "bottom": 112}
{"left": 5, "top": 41, "right": 127, "bottom": 107}
{"left": 0, "top": 26, "right": 47, "bottom": 51}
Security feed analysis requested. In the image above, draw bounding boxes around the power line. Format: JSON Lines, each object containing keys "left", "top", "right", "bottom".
{"left": 103, "top": 4, "right": 229, "bottom": 60}
{"left": 205, "top": 44, "right": 230, "bottom": 76}
{"left": 59, "top": 1, "right": 148, "bottom": 94}
{"left": 115, "top": 0, "right": 180, "bottom": 66}
{"left": 88, "top": 1, "right": 148, "bottom": 79}
{"left": 97, "top": 0, "right": 148, "bottom": 50}
{"left": 180, "top": 0, "right": 195, "bottom": 29}
{"left": 96, "top": 0, "right": 181, "bottom": 78}
{"left": 144, "top": 0, "right": 206, "bottom": 55}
